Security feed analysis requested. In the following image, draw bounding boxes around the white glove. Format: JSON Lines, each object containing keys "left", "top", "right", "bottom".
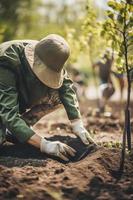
{"left": 40, "top": 138, "right": 76, "bottom": 161}
{"left": 71, "top": 119, "right": 97, "bottom": 145}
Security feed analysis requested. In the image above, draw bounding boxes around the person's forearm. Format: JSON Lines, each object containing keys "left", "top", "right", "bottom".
{"left": 27, "top": 134, "right": 42, "bottom": 148}
{"left": 59, "top": 83, "right": 81, "bottom": 120}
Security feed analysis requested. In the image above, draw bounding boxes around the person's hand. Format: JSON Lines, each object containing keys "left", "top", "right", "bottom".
{"left": 71, "top": 119, "right": 97, "bottom": 145}
{"left": 40, "top": 138, "right": 76, "bottom": 161}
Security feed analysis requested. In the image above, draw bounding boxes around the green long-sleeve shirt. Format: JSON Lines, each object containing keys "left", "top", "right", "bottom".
{"left": 0, "top": 40, "right": 81, "bottom": 143}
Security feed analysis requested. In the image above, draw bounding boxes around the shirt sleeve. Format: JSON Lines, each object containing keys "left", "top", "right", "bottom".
{"left": 59, "top": 73, "right": 81, "bottom": 120}
{"left": 0, "top": 68, "right": 35, "bottom": 143}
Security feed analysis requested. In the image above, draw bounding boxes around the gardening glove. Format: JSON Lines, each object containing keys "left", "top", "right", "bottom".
{"left": 71, "top": 119, "right": 97, "bottom": 145}
{"left": 40, "top": 138, "right": 76, "bottom": 161}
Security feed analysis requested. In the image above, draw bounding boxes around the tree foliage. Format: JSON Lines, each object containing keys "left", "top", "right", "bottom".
{"left": 102, "top": 0, "right": 133, "bottom": 73}
{"left": 81, "top": 0, "right": 107, "bottom": 67}
{"left": 0, "top": 0, "right": 87, "bottom": 65}
{"left": 0, "top": 0, "right": 112, "bottom": 72}
{"left": 0, "top": 0, "right": 41, "bottom": 42}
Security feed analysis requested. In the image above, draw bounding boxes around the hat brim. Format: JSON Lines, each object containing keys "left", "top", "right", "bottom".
{"left": 24, "top": 42, "right": 64, "bottom": 89}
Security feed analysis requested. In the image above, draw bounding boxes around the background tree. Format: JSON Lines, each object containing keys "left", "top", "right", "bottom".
{"left": 0, "top": 0, "right": 110, "bottom": 81}
{"left": 82, "top": 0, "right": 106, "bottom": 65}
{"left": 0, "top": 0, "right": 41, "bottom": 42}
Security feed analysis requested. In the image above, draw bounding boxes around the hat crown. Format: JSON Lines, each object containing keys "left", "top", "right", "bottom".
{"left": 35, "top": 34, "right": 70, "bottom": 72}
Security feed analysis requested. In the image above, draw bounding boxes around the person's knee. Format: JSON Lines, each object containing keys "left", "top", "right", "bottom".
{"left": 99, "top": 83, "right": 115, "bottom": 99}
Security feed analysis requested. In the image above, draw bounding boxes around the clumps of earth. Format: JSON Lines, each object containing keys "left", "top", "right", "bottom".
{"left": 0, "top": 100, "right": 133, "bottom": 200}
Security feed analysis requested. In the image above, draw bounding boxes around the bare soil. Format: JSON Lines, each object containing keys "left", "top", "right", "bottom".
{"left": 0, "top": 100, "right": 133, "bottom": 200}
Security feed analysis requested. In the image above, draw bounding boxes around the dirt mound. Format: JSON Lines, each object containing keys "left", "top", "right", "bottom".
{"left": 0, "top": 100, "right": 133, "bottom": 200}
{"left": 0, "top": 139, "right": 133, "bottom": 200}
{"left": 0, "top": 136, "right": 99, "bottom": 167}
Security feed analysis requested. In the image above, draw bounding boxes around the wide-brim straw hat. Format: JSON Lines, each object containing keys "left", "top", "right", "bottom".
{"left": 24, "top": 34, "right": 70, "bottom": 89}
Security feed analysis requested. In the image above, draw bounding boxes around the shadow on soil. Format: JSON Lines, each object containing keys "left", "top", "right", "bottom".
{"left": 0, "top": 136, "right": 99, "bottom": 167}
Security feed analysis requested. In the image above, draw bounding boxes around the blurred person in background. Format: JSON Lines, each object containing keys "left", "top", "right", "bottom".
{"left": 93, "top": 49, "right": 125, "bottom": 114}
{"left": 71, "top": 68, "right": 86, "bottom": 101}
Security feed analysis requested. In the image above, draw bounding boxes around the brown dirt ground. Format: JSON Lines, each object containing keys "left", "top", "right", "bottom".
{"left": 0, "top": 100, "right": 133, "bottom": 200}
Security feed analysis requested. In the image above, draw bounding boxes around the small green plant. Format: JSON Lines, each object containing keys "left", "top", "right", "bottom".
{"left": 100, "top": 141, "right": 122, "bottom": 148}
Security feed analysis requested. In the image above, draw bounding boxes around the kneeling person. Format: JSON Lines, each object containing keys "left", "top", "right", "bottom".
{"left": 0, "top": 34, "right": 95, "bottom": 161}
